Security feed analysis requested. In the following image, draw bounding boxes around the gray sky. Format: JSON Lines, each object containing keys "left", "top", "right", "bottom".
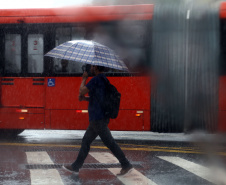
{"left": 1, "top": 0, "right": 92, "bottom": 9}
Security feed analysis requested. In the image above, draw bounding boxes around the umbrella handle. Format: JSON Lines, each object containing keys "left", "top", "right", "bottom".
{"left": 82, "top": 65, "right": 86, "bottom": 72}
{"left": 82, "top": 64, "right": 91, "bottom": 74}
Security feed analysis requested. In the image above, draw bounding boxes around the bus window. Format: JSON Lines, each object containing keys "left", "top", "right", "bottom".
{"left": 116, "top": 21, "right": 148, "bottom": 72}
{"left": 54, "top": 59, "right": 83, "bottom": 73}
{"left": 55, "top": 27, "right": 70, "bottom": 46}
{"left": 54, "top": 27, "right": 86, "bottom": 74}
{"left": 92, "top": 22, "right": 148, "bottom": 73}
{"left": 117, "top": 21, "right": 147, "bottom": 48}
{"left": 5, "top": 34, "right": 21, "bottom": 73}
{"left": 28, "top": 34, "right": 44, "bottom": 73}
{"left": 72, "top": 27, "right": 86, "bottom": 40}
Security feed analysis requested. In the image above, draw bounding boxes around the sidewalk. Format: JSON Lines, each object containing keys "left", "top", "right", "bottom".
{"left": 111, "top": 131, "right": 226, "bottom": 145}
{"left": 20, "top": 130, "right": 226, "bottom": 144}
{"left": 111, "top": 131, "right": 190, "bottom": 142}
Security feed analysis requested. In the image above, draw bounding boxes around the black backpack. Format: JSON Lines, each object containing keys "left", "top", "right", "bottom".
{"left": 100, "top": 76, "right": 121, "bottom": 119}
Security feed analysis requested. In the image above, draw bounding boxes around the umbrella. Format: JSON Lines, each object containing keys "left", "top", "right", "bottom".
{"left": 45, "top": 40, "right": 129, "bottom": 71}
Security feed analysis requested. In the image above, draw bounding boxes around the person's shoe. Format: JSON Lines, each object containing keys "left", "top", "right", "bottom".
{"left": 117, "top": 165, "right": 133, "bottom": 176}
{"left": 63, "top": 165, "right": 79, "bottom": 175}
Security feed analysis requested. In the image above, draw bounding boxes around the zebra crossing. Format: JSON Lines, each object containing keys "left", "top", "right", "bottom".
{"left": 26, "top": 151, "right": 64, "bottom": 185}
{"left": 25, "top": 151, "right": 226, "bottom": 185}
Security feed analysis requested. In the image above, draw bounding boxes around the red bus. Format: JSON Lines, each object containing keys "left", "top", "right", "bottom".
{"left": 0, "top": 5, "right": 153, "bottom": 136}
{"left": 1, "top": 3, "right": 226, "bottom": 137}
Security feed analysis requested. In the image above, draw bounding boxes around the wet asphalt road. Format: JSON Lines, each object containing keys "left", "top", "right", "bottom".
{"left": 0, "top": 130, "right": 226, "bottom": 185}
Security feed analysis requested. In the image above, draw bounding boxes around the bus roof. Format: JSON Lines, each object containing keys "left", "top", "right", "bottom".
{"left": 0, "top": 4, "right": 153, "bottom": 24}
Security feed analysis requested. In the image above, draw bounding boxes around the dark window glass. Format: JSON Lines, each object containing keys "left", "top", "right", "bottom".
{"left": 5, "top": 34, "right": 21, "bottom": 73}
{"left": 53, "top": 27, "right": 86, "bottom": 74}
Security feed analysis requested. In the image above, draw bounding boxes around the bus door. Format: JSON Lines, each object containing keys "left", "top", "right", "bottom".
{"left": 26, "top": 34, "right": 45, "bottom": 108}
{"left": 1, "top": 33, "right": 45, "bottom": 129}
{"left": 45, "top": 27, "right": 89, "bottom": 130}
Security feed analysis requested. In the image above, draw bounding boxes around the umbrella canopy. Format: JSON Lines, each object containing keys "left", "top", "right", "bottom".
{"left": 45, "top": 40, "right": 129, "bottom": 71}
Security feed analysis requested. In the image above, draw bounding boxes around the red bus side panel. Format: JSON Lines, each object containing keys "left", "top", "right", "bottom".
{"left": 1, "top": 78, "right": 45, "bottom": 107}
{"left": 51, "top": 110, "right": 89, "bottom": 130}
{"left": 109, "top": 76, "right": 151, "bottom": 131}
{"left": 45, "top": 76, "right": 151, "bottom": 131}
{"left": 108, "top": 110, "right": 149, "bottom": 131}
{"left": 45, "top": 77, "right": 88, "bottom": 110}
{"left": 0, "top": 108, "right": 44, "bottom": 129}
{"left": 220, "top": 2, "right": 226, "bottom": 19}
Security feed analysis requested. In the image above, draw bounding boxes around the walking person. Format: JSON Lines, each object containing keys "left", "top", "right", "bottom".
{"left": 63, "top": 65, "right": 133, "bottom": 176}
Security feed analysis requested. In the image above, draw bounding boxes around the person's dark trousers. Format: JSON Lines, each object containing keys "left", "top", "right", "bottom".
{"left": 71, "top": 118, "right": 131, "bottom": 170}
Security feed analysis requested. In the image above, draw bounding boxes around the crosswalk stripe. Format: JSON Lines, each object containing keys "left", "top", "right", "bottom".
{"left": 158, "top": 156, "right": 215, "bottom": 184}
{"left": 26, "top": 151, "right": 54, "bottom": 164}
{"left": 26, "top": 151, "right": 64, "bottom": 185}
{"left": 90, "top": 152, "right": 157, "bottom": 185}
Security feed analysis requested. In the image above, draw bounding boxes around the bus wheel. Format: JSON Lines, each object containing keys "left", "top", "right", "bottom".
{"left": 0, "top": 129, "right": 25, "bottom": 138}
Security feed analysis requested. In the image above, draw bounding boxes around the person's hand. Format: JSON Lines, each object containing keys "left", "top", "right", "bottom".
{"left": 79, "top": 95, "right": 85, "bottom": 101}
{"left": 82, "top": 72, "right": 88, "bottom": 80}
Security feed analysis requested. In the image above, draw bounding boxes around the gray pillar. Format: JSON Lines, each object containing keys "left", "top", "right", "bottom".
{"left": 151, "top": 0, "right": 219, "bottom": 132}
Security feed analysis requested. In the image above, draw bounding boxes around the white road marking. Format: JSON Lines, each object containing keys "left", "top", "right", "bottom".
{"left": 90, "top": 152, "right": 157, "bottom": 185}
{"left": 26, "top": 151, "right": 64, "bottom": 185}
{"left": 29, "top": 169, "right": 64, "bottom": 185}
{"left": 158, "top": 156, "right": 216, "bottom": 184}
{"left": 26, "top": 151, "right": 54, "bottom": 164}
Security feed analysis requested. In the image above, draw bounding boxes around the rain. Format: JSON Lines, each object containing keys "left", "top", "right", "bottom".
{"left": 0, "top": 0, "right": 226, "bottom": 184}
